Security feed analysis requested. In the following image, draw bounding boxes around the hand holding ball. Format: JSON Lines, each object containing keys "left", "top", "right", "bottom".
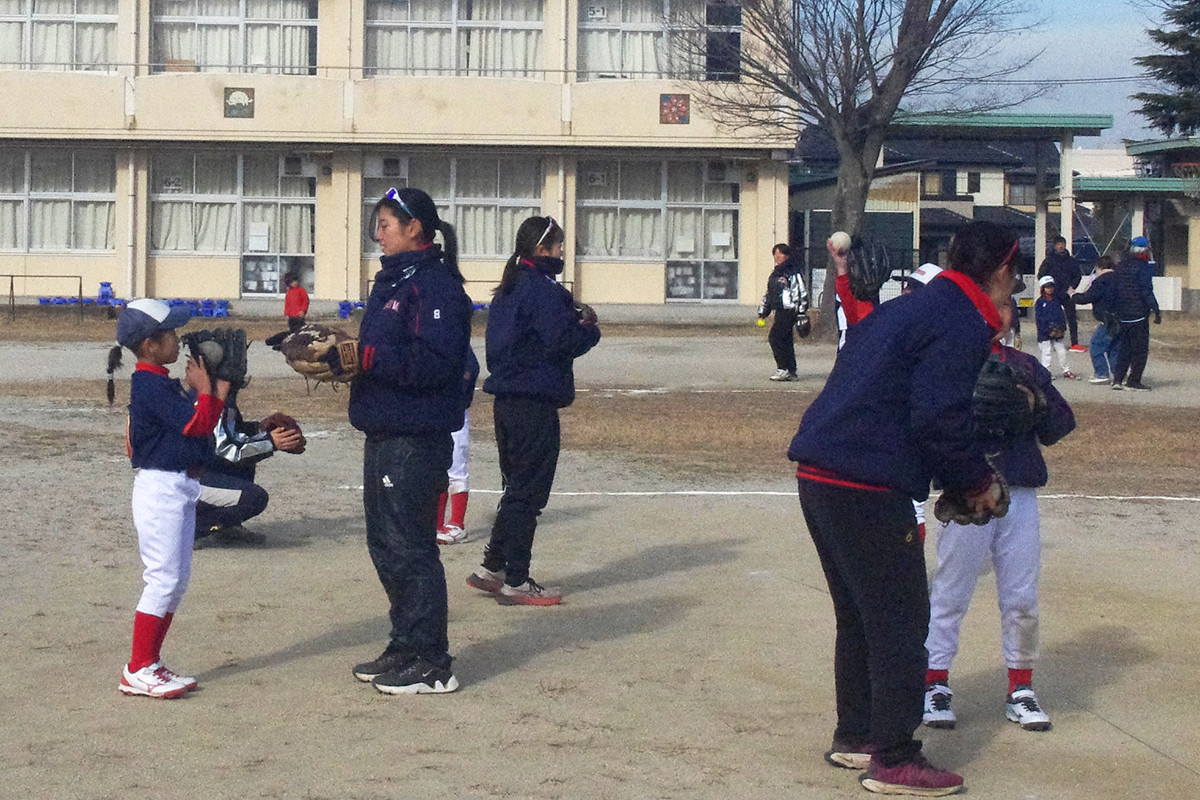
{"left": 196, "top": 340, "right": 223, "bottom": 368}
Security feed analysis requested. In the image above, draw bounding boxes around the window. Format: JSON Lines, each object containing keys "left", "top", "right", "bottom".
{"left": 1008, "top": 181, "right": 1036, "bottom": 207}
{"left": 576, "top": 158, "right": 739, "bottom": 300}
{"left": 577, "top": 0, "right": 740, "bottom": 81}
{"left": 150, "top": 152, "right": 316, "bottom": 295}
{"left": 150, "top": 0, "right": 318, "bottom": 75}
{"left": 0, "top": 149, "right": 116, "bottom": 251}
{"left": 363, "top": 155, "right": 543, "bottom": 256}
{"left": 966, "top": 171, "right": 981, "bottom": 194}
{"left": 364, "top": 0, "right": 543, "bottom": 78}
{"left": 0, "top": 0, "right": 118, "bottom": 71}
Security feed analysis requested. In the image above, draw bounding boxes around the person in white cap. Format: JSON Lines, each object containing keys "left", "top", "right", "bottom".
{"left": 1034, "top": 276, "right": 1076, "bottom": 380}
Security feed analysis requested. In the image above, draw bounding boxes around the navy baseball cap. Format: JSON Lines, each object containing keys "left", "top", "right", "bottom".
{"left": 117, "top": 299, "right": 192, "bottom": 351}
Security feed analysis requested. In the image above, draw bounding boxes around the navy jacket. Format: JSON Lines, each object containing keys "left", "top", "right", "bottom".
{"left": 789, "top": 275, "right": 997, "bottom": 500}
{"left": 128, "top": 367, "right": 217, "bottom": 472}
{"left": 1037, "top": 250, "right": 1082, "bottom": 292}
{"left": 1114, "top": 254, "right": 1159, "bottom": 322}
{"left": 984, "top": 347, "right": 1075, "bottom": 488}
{"left": 349, "top": 247, "right": 475, "bottom": 437}
{"left": 483, "top": 262, "right": 601, "bottom": 408}
{"left": 1071, "top": 270, "right": 1118, "bottom": 323}
{"left": 1034, "top": 296, "right": 1067, "bottom": 342}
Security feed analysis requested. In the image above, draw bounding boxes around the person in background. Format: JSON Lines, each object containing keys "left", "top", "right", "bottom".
{"left": 1034, "top": 276, "right": 1076, "bottom": 381}
{"left": 759, "top": 243, "right": 807, "bottom": 382}
{"left": 1069, "top": 255, "right": 1121, "bottom": 385}
{"left": 1110, "top": 236, "right": 1161, "bottom": 392}
{"left": 283, "top": 272, "right": 309, "bottom": 333}
{"left": 1037, "top": 237, "right": 1084, "bottom": 351}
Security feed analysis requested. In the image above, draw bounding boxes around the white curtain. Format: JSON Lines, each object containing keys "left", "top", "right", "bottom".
{"left": 498, "top": 205, "right": 538, "bottom": 254}
{"left": 577, "top": 207, "right": 617, "bottom": 257}
{"left": 75, "top": 22, "right": 116, "bottom": 70}
{"left": 460, "top": 27, "right": 541, "bottom": 76}
{"left": 30, "top": 199, "right": 71, "bottom": 249}
{"left": 279, "top": 204, "right": 313, "bottom": 253}
{"left": 579, "top": 0, "right": 665, "bottom": 79}
{"left": 243, "top": 155, "right": 278, "bottom": 197}
{"left": 703, "top": 209, "right": 736, "bottom": 260}
{"left": 0, "top": 20, "right": 21, "bottom": 66}
{"left": 74, "top": 152, "right": 115, "bottom": 193}
{"left": 197, "top": 24, "right": 236, "bottom": 71}
{"left": 620, "top": 209, "right": 662, "bottom": 257}
{"left": 30, "top": 151, "right": 72, "bottom": 192}
{"left": 666, "top": 208, "right": 699, "bottom": 259}
{"left": 152, "top": 202, "right": 194, "bottom": 250}
{"left": 195, "top": 202, "right": 236, "bottom": 251}
{"left": 0, "top": 201, "right": 21, "bottom": 249}
{"left": 0, "top": 150, "right": 23, "bottom": 192}
{"left": 456, "top": 204, "right": 496, "bottom": 255}
{"left": 73, "top": 201, "right": 115, "bottom": 249}
{"left": 31, "top": 21, "right": 72, "bottom": 70}
{"left": 244, "top": 202, "right": 276, "bottom": 251}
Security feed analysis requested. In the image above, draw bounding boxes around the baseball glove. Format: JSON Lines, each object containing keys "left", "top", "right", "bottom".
{"left": 972, "top": 355, "right": 1044, "bottom": 442}
{"left": 180, "top": 327, "right": 249, "bottom": 389}
{"left": 259, "top": 412, "right": 306, "bottom": 454}
{"left": 1047, "top": 324, "right": 1065, "bottom": 341}
{"left": 279, "top": 324, "right": 360, "bottom": 383}
{"left": 796, "top": 312, "right": 812, "bottom": 338}
{"left": 846, "top": 239, "right": 893, "bottom": 301}
{"left": 934, "top": 471, "right": 1011, "bottom": 526}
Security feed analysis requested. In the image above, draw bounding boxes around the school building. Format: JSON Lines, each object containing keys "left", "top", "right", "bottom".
{"left": 0, "top": 0, "right": 792, "bottom": 311}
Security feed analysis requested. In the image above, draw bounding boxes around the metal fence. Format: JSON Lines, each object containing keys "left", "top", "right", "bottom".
{"left": 3, "top": 274, "right": 84, "bottom": 322}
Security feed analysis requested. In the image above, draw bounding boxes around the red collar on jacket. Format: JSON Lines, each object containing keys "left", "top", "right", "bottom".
{"left": 135, "top": 362, "right": 170, "bottom": 375}
{"left": 936, "top": 271, "right": 1003, "bottom": 331}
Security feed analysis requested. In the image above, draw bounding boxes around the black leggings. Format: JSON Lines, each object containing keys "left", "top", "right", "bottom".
{"left": 769, "top": 310, "right": 798, "bottom": 374}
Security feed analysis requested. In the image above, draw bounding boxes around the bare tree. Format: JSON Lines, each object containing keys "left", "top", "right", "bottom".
{"left": 672, "top": 0, "right": 1041, "bottom": 332}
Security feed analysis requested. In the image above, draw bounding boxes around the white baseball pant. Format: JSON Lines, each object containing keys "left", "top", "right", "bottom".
{"left": 447, "top": 410, "right": 470, "bottom": 494}
{"left": 926, "top": 487, "right": 1041, "bottom": 671}
{"left": 132, "top": 469, "right": 201, "bottom": 616}
{"left": 1039, "top": 339, "right": 1071, "bottom": 375}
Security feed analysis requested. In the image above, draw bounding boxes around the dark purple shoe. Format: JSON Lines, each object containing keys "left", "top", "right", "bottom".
{"left": 859, "top": 755, "right": 964, "bottom": 796}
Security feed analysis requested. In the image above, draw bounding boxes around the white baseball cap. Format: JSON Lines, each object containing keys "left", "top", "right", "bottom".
{"left": 117, "top": 298, "right": 192, "bottom": 351}
{"left": 1038, "top": 275, "right": 1055, "bottom": 287}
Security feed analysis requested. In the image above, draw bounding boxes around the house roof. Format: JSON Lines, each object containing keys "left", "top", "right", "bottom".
{"left": 795, "top": 127, "right": 1061, "bottom": 176}
{"left": 921, "top": 207, "right": 973, "bottom": 228}
{"left": 1074, "top": 176, "right": 1193, "bottom": 198}
{"left": 1125, "top": 138, "right": 1200, "bottom": 157}
{"left": 973, "top": 205, "right": 1038, "bottom": 231}
{"left": 891, "top": 113, "right": 1112, "bottom": 139}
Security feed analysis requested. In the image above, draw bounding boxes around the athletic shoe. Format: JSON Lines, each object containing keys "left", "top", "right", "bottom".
{"left": 372, "top": 657, "right": 459, "bottom": 695}
{"left": 467, "top": 567, "right": 505, "bottom": 594}
{"left": 859, "top": 755, "right": 964, "bottom": 796}
{"left": 825, "top": 738, "right": 875, "bottom": 770}
{"left": 1006, "top": 686, "right": 1052, "bottom": 731}
{"left": 1126, "top": 381, "right": 1152, "bottom": 392}
{"left": 436, "top": 525, "right": 468, "bottom": 545}
{"left": 119, "top": 662, "right": 189, "bottom": 699}
{"left": 769, "top": 369, "right": 790, "bottom": 382}
{"left": 496, "top": 578, "right": 563, "bottom": 606}
{"left": 158, "top": 662, "right": 198, "bottom": 691}
{"left": 1069, "top": 344, "right": 1088, "bottom": 352}
{"left": 195, "top": 524, "right": 265, "bottom": 548}
{"left": 783, "top": 372, "right": 799, "bottom": 382}
{"left": 1088, "top": 375, "right": 1110, "bottom": 384}
{"left": 1111, "top": 382, "right": 1125, "bottom": 391}
{"left": 923, "top": 683, "right": 956, "bottom": 729}
{"left": 352, "top": 650, "right": 413, "bottom": 683}
{"left": 1062, "top": 371, "right": 1078, "bottom": 381}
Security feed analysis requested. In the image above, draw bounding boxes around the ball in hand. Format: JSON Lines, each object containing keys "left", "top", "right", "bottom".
{"left": 829, "top": 231, "right": 852, "bottom": 253}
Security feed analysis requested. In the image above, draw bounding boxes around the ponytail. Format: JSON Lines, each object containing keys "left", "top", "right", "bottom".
{"left": 495, "top": 215, "right": 564, "bottom": 297}
{"left": 438, "top": 220, "right": 463, "bottom": 284}
{"left": 106, "top": 345, "right": 123, "bottom": 405}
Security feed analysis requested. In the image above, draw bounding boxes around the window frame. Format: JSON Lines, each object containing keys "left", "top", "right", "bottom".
{"left": 0, "top": 148, "right": 117, "bottom": 252}
{"left": 149, "top": 0, "right": 319, "bottom": 75}
{"left": 0, "top": 0, "right": 119, "bottom": 72}
{"left": 363, "top": 0, "right": 545, "bottom": 78}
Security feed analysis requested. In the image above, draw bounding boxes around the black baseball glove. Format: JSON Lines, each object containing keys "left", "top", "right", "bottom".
{"left": 796, "top": 312, "right": 812, "bottom": 338}
{"left": 847, "top": 239, "right": 892, "bottom": 301}
{"left": 934, "top": 471, "right": 1011, "bottom": 526}
{"left": 180, "top": 327, "right": 249, "bottom": 389}
{"left": 972, "top": 355, "right": 1044, "bottom": 443}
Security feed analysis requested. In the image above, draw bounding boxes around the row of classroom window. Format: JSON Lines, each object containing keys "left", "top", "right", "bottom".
{"left": 0, "top": 0, "right": 741, "bottom": 79}
{"left": 0, "top": 149, "right": 741, "bottom": 263}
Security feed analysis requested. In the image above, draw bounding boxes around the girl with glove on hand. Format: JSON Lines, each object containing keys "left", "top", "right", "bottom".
{"left": 787, "top": 221, "right": 1019, "bottom": 796}
{"left": 348, "top": 187, "right": 474, "bottom": 696}
{"left": 467, "top": 215, "right": 600, "bottom": 606}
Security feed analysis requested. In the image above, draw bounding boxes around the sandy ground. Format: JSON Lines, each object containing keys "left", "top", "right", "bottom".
{"left": 1, "top": 328, "right": 1199, "bottom": 799}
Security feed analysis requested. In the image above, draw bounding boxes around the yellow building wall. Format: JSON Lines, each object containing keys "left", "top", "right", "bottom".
{"left": 147, "top": 256, "right": 241, "bottom": 298}
{"left": 576, "top": 262, "right": 668, "bottom": 304}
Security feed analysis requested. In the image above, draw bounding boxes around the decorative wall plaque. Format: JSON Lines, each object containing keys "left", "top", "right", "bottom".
{"left": 660, "top": 94, "right": 690, "bottom": 125}
{"left": 224, "top": 88, "right": 255, "bottom": 118}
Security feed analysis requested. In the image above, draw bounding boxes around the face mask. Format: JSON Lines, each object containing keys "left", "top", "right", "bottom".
{"left": 533, "top": 256, "right": 564, "bottom": 276}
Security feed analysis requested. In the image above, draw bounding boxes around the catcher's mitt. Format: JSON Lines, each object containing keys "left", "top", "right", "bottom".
{"left": 259, "top": 412, "right": 306, "bottom": 454}
{"left": 934, "top": 471, "right": 1011, "bottom": 526}
{"left": 180, "top": 327, "right": 249, "bottom": 389}
{"left": 1047, "top": 324, "right": 1065, "bottom": 341}
{"left": 796, "top": 312, "right": 812, "bottom": 338}
{"left": 846, "top": 239, "right": 892, "bottom": 301}
{"left": 279, "top": 324, "right": 360, "bottom": 383}
{"left": 972, "top": 355, "right": 1044, "bottom": 442}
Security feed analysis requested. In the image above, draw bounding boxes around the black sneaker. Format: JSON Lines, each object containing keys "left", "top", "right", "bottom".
{"left": 372, "top": 657, "right": 459, "bottom": 695}
{"left": 352, "top": 650, "right": 413, "bottom": 683}
{"left": 1125, "top": 381, "right": 1152, "bottom": 392}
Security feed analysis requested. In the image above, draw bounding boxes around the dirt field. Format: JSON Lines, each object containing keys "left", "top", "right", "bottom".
{"left": 1, "top": 318, "right": 1198, "bottom": 799}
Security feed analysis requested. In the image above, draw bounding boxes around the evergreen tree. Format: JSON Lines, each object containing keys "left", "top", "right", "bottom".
{"left": 1133, "top": 0, "right": 1200, "bottom": 136}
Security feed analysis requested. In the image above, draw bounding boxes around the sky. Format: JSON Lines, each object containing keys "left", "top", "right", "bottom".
{"left": 997, "top": 0, "right": 1165, "bottom": 146}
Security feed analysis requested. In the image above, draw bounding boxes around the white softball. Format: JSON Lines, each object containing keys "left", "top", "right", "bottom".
{"left": 829, "top": 231, "right": 852, "bottom": 252}
{"left": 197, "top": 340, "right": 224, "bottom": 367}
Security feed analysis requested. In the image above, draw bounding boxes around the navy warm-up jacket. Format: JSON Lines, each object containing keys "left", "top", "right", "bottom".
{"left": 349, "top": 247, "right": 475, "bottom": 437}
{"left": 788, "top": 273, "right": 999, "bottom": 500}
{"left": 483, "top": 263, "right": 601, "bottom": 408}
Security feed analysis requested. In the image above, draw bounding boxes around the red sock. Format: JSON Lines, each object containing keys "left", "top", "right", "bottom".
{"left": 435, "top": 492, "right": 448, "bottom": 533}
{"left": 449, "top": 492, "right": 469, "bottom": 528}
{"left": 1008, "top": 668, "right": 1032, "bottom": 693}
{"left": 152, "top": 612, "right": 175, "bottom": 663}
{"left": 926, "top": 669, "right": 949, "bottom": 685}
{"left": 129, "top": 611, "right": 163, "bottom": 671}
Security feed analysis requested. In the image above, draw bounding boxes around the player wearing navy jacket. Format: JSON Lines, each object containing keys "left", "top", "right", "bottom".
{"left": 790, "top": 221, "right": 1019, "bottom": 797}
{"left": 349, "top": 187, "right": 474, "bottom": 696}
{"left": 467, "top": 215, "right": 601, "bottom": 606}
{"left": 924, "top": 336, "right": 1075, "bottom": 734}
{"left": 111, "top": 299, "right": 229, "bottom": 699}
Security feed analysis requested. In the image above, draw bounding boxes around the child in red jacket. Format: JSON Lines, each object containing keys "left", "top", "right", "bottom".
{"left": 283, "top": 272, "right": 309, "bottom": 332}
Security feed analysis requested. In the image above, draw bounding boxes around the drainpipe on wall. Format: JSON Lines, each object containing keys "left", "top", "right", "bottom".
{"left": 128, "top": 151, "right": 136, "bottom": 298}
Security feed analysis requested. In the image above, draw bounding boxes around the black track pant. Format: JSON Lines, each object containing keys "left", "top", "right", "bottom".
{"left": 769, "top": 310, "right": 798, "bottom": 374}
{"left": 482, "top": 395, "right": 560, "bottom": 587}
{"left": 797, "top": 477, "right": 927, "bottom": 766}
{"left": 1112, "top": 317, "right": 1150, "bottom": 385}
